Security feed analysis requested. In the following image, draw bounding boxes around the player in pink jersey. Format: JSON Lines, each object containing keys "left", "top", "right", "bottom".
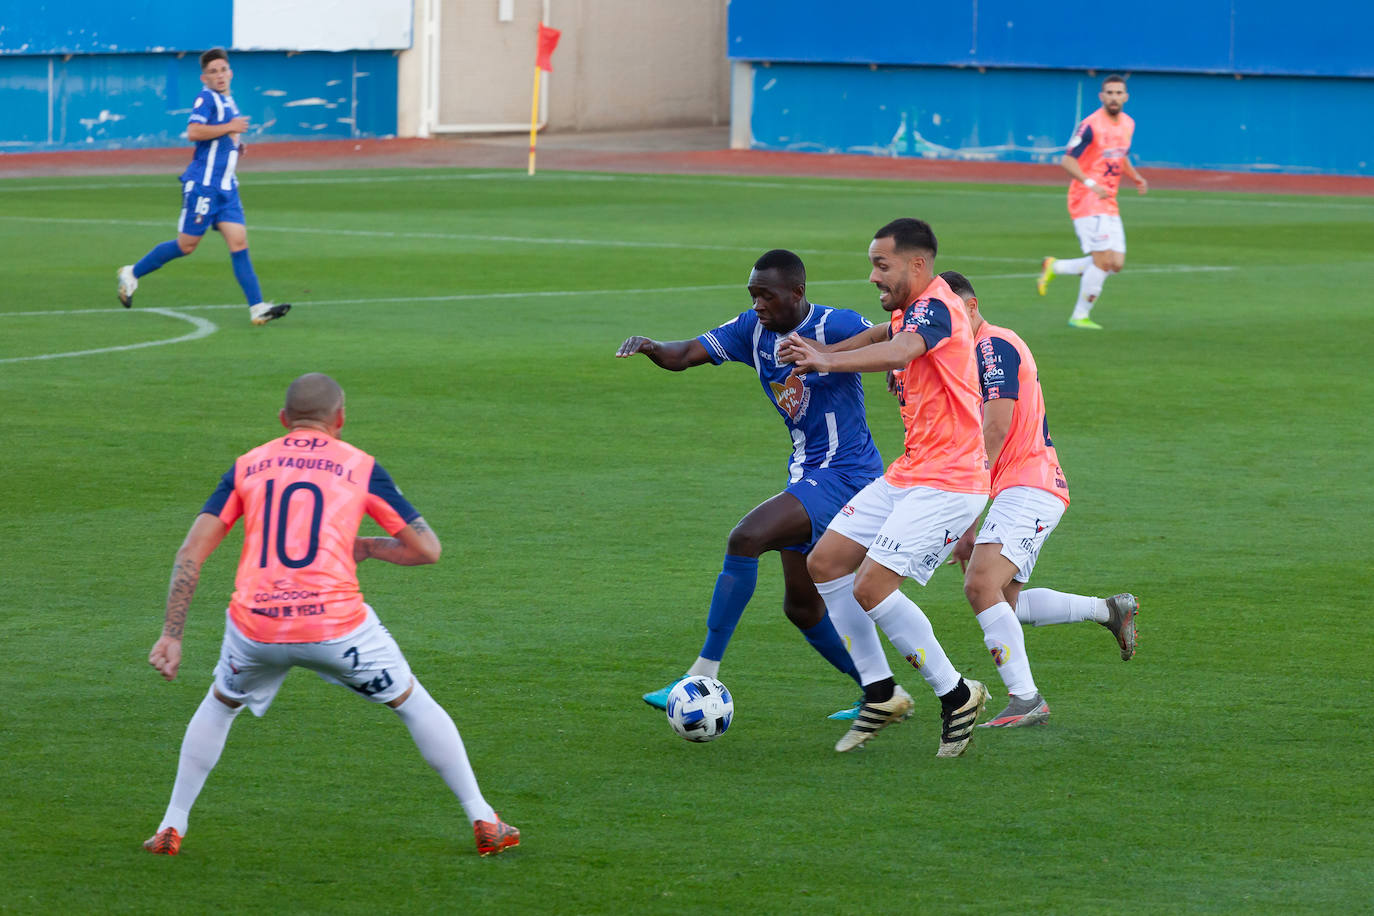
{"left": 1037, "top": 74, "right": 1149, "bottom": 329}
{"left": 936, "top": 272, "right": 1138, "bottom": 729}
{"left": 143, "top": 373, "right": 518, "bottom": 858}
{"left": 779, "top": 218, "right": 991, "bottom": 758}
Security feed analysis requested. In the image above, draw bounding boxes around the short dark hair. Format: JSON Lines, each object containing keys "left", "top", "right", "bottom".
{"left": 200, "top": 47, "right": 229, "bottom": 70}
{"left": 939, "top": 270, "right": 975, "bottom": 300}
{"left": 1102, "top": 73, "right": 1126, "bottom": 89}
{"left": 874, "top": 218, "right": 937, "bottom": 258}
{"left": 752, "top": 248, "right": 806, "bottom": 288}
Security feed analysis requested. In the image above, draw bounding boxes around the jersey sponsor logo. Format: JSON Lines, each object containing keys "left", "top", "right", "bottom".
{"left": 769, "top": 374, "right": 811, "bottom": 421}
{"left": 901, "top": 300, "right": 934, "bottom": 332}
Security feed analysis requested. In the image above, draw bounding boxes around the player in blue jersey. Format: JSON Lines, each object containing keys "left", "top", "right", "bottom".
{"left": 616, "top": 249, "right": 896, "bottom": 717}
{"left": 117, "top": 48, "right": 289, "bottom": 326}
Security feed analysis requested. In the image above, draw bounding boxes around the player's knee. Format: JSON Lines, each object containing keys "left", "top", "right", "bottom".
{"left": 850, "top": 572, "right": 892, "bottom": 612}
{"left": 178, "top": 238, "right": 200, "bottom": 255}
{"left": 806, "top": 549, "right": 844, "bottom": 585}
{"left": 783, "top": 597, "right": 824, "bottom": 629}
{"left": 963, "top": 576, "right": 1001, "bottom": 613}
{"left": 725, "top": 524, "right": 767, "bottom": 558}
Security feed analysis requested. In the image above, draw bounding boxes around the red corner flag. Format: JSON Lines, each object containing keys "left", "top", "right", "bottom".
{"left": 536, "top": 24, "right": 561, "bottom": 72}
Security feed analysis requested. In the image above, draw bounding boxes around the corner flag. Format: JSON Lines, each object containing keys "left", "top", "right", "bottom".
{"left": 529, "top": 24, "right": 562, "bottom": 175}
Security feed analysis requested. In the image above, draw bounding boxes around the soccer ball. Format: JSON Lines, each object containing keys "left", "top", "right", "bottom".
{"left": 665, "top": 676, "right": 734, "bottom": 742}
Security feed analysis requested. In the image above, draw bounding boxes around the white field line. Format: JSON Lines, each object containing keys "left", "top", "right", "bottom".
{"left": 0, "top": 266, "right": 1235, "bottom": 321}
{"left": 0, "top": 307, "right": 217, "bottom": 363}
{"left": 0, "top": 169, "right": 1369, "bottom": 210}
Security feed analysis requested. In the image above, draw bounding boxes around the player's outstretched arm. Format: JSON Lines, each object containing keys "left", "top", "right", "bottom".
{"left": 825, "top": 324, "right": 890, "bottom": 354}
{"left": 355, "top": 517, "right": 442, "bottom": 567}
{"left": 150, "top": 513, "right": 230, "bottom": 681}
{"left": 615, "top": 337, "right": 712, "bottom": 371}
{"left": 780, "top": 328, "right": 925, "bottom": 375}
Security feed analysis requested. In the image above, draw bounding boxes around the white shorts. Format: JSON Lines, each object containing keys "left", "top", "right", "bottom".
{"left": 213, "top": 605, "right": 414, "bottom": 717}
{"left": 975, "top": 486, "right": 1067, "bottom": 583}
{"left": 1073, "top": 214, "right": 1126, "bottom": 254}
{"left": 827, "top": 478, "right": 987, "bottom": 584}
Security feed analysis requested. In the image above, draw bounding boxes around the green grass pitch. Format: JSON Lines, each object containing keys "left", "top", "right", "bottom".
{"left": 2, "top": 166, "right": 1371, "bottom": 914}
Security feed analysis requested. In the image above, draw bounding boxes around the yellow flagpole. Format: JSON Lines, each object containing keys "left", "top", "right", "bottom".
{"left": 527, "top": 65, "right": 541, "bottom": 176}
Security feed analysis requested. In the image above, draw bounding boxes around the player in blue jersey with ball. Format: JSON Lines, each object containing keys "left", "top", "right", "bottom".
{"left": 616, "top": 249, "right": 897, "bottom": 719}
{"left": 117, "top": 48, "right": 289, "bottom": 326}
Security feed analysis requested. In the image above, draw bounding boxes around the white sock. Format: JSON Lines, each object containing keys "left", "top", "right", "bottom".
{"left": 393, "top": 679, "right": 496, "bottom": 825}
{"left": 1053, "top": 256, "right": 1092, "bottom": 275}
{"left": 865, "top": 589, "right": 960, "bottom": 697}
{"left": 1016, "top": 588, "right": 1108, "bottom": 625}
{"left": 1071, "top": 265, "right": 1109, "bottom": 320}
{"left": 814, "top": 574, "right": 893, "bottom": 686}
{"left": 686, "top": 657, "right": 720, "bottom": 678}
{"left": 977, "top": 602, "right": 1037, "bottom": 699}
{"left": 158, "top": 688, "right": 242, "bottom": 835}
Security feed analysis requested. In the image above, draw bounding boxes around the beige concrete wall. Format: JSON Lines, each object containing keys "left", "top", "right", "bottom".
{"left": 400, "top": 0, "right": 729, "bottom": 135}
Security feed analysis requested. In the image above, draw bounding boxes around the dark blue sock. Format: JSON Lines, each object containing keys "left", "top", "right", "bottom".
{"left": 230, "top": 248, "right": 264, "bottom": 306}
{"left": 699, "top": 555, "right": 759, "bottom": 662}
{"left": 801, "top": 614, "right": 862, "bottom": 686}
{"left": 133, "top": 240, "right": 186, "bottom": 278}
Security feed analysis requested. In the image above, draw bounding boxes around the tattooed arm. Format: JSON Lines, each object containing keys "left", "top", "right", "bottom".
{"left": 149, "top": 513, "right": 229, "bottom": 681}
{"left": 353, "top": 516, "right": 442, "bottom": 567}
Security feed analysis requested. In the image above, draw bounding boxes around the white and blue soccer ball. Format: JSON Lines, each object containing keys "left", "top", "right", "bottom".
{"left": 665, "top": 676, "right": 734, "bottom": 742}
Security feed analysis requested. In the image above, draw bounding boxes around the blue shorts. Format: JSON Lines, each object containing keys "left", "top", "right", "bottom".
{"left": 177, "top": 181, "right": 246, "bottom": 236}
{"left": 782, "top": 467, "right": 880, "bottom": 555}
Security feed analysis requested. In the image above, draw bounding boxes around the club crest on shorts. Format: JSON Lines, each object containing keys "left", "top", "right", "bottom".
{"left": 769, "top": 374, "right": 811, "bottom": 421}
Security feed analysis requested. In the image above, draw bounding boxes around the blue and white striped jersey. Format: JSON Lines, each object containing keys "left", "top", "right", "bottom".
{"left": 179, "top": 88, "right": 242, "bottom": 191}
{"left": 698, "top": 304, "right": 883, "bottom": 482}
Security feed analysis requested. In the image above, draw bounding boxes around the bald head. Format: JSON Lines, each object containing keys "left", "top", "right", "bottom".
{"left": 283, "top": 373, "right": 345, "bottom": 425}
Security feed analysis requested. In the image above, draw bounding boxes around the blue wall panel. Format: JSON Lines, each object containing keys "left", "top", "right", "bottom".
{"left": 729, "top": 0, "right": 1374, "bottom": 78}
{"left": 745, "top": 64, "right": 1374, "bottom": 176}
{"left": 0, "top": 0, "right": 231, "bottom": 55}
{"left": 0, "top": 51, "right": 399, "bottom": 151}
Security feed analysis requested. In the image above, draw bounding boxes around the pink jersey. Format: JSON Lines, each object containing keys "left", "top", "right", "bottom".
{"left": 1066, "top": 107, "right": 1135, "bottom": 219}
{"left": 885, "top": 274, "right": 990, "bottom": 495}
{"left": 201, "top": 431, "right": 419, "bottom": 643}
{"left": 974, "top": 322, "right": 1069, "bottom": 506}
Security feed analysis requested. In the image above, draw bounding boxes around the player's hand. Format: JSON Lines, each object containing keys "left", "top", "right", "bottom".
{"left": 886, "top": 369, "right": 902, "bottom": 396}
{"left": 1133, "top": 176, "right": 1149, "bottom": 195}
{"left": 227, "top": 115, "right": 250, "bottom": 133}
{"left": 149, "top": 635, "right": 183, "bottom": 681}
{"left": 1091, "top": 183, "right": 1111, "bottom": 200}
{"left": 353, "top": 537, "right": 371, "bottom": 563}
{"left": 615, "top": 336, "right": 656, "bottom": 358}
{"left": 945, "top": 531, "right": 975, "bottom": 572}
{"left": 778, "top": 334, "right": 828, "bottom": 374}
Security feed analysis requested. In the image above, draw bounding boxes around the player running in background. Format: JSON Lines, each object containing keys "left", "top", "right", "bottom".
{"left": 143, "top": 373, "right": 516, "bottom": 858}
{"left": 117, "top": 47, "right": 290, "bottom": 326}
{"left": 616, "top": 249, "right": 897, "bottom": 718}
{"left": 937, "top": 271, "right": 1138, "bottom": 729}
{"left": 1037, "top": 74, "right": 1148, "bottom": 329}
{"left": 779, "top": 219, "right": 991, "bottom": 757}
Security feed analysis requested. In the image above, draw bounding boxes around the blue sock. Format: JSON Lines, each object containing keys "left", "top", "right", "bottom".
{"left": 230, "top": 248, "right": 264, "bottom": 306}
{"left": 133, "top": 240, "right": 186, "bottom": 278}
{"left": 699, "top": 555, "right": 759, "bottom": 662}
{"left": 801, "top": 614, "right": 862, "bottom": 686}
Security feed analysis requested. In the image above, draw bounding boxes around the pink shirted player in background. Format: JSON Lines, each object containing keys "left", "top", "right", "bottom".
{"left": 1037, "top": 74, "right": 1149, "bottom": 329}
{"left": 143, "top": 373, "right": 518, "bottom": 858}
